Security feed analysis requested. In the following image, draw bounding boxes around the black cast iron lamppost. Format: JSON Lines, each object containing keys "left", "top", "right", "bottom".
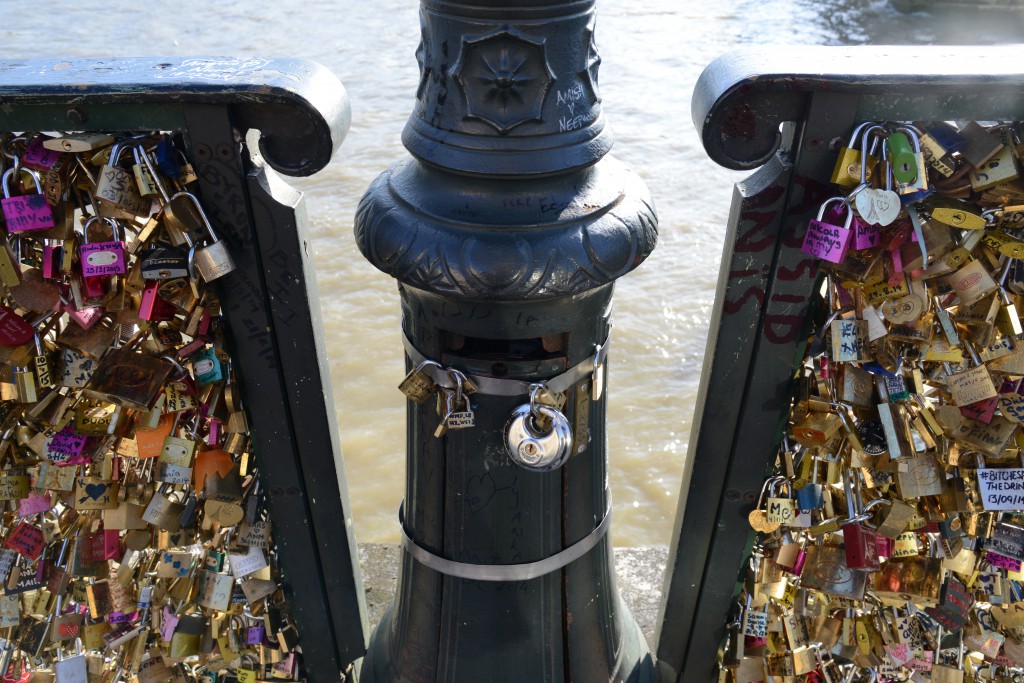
{"left": 355, "top": 1, "right": 657, "bottom": 680}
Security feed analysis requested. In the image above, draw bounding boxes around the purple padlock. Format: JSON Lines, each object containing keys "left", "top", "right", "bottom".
{"left": 818, "top": 201, "right": 871, "bottom": 249}
{"left": 246, "top": 625, "right": 265, "bottom": 645}
{"left": 849, "top": 208, "right": 880, "bottom": 250}
{"left": 1, "top": 167, "right": 55, "bottom": 233}
{"left": 801, "top": 197, "right": 853, "bottom": 264}
{"left": 79, "top": 216, "right": 126, "bottom": 277}
{"left": 21, "top": 136, "right": 62, "bottom": 173}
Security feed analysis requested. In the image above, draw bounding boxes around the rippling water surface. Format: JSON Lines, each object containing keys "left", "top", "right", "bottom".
{"left": 5, "top": 0, "right": 1024, "bottom": 545}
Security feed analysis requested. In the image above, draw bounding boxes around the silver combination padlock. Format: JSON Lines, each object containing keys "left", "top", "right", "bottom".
{"left": 504, "top": 403, "right": 573, "bottom": 472}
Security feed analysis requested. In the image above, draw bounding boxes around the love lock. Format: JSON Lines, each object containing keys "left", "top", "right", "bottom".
{"left": 504, "top": 403, "right": 572, "bottom": 472}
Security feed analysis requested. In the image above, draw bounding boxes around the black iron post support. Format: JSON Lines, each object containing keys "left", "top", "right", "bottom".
{"left": 0, "top": 57, "right": 366, "bottom": 682}
{"left": 354, "top": 1, "right": 657, "bottom": 681}
{"left": 656, "top": 46, "right": 1024, "bottom": 683}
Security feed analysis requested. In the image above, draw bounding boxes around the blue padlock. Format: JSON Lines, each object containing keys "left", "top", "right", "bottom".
{"left": 795, "top": 452, "right": 823, "bottom": 511}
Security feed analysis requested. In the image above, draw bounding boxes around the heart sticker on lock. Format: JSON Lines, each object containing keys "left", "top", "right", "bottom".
{"left": 83, "top": 483, "right": 108, "bottom": 501}
{"left": 855, "top": 188, "right": 901, "bottom": 226}
{"left": 882, "top": 294, "right": 924, "bottom": 325}
{"left": 58, "top": 621, "right": 80, "bottom": 639}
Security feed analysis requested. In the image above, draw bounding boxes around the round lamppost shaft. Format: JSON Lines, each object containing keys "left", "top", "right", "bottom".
{"left": 355, "top": 1, "right": 657, "bottom": 680}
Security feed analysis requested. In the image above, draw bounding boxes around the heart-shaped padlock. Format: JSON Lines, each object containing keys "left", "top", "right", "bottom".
{"left": 881, "top": 294, "right": 925, "bottom": 325}
{"left": 854, "top": 187, "right": 901, "bottom": 226}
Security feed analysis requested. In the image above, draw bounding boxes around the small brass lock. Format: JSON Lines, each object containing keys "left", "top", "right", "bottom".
{"left": 504, "top": 403, "right": 572, "bottom": 472}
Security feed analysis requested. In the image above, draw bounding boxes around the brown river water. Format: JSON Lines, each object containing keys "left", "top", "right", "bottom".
{"left": 4, "top": 0, "right": 1024, "bottom": 544}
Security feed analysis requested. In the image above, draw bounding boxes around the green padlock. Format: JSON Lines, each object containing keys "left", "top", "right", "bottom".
{"left": 887, "top": 130, "right": 918, "bottom": 185}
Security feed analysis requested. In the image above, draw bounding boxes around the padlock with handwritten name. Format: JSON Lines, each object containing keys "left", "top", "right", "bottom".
{"left": 94, "top": 143, "right": 152, "bottom": 220}
{"left": 79, "top": 216, "right": 126, "bottom": 279}
{"left": 1, "top": 167, "right": 55, "bottom": 234}
{"left": 141, "top": 486, "right": 186, "bottom": 532}
{"left": 802, "top": 197, "right": 854, "bottom": 265}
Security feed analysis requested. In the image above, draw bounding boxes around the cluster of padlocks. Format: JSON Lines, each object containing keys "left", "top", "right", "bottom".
{"left": 728, "top": 121, "right": 1024, "bottom": 683}
{"left": 0, "top": 131, "right": 301, "bottom": 682}
{"left": 399, "top": 343, "right": 604, "bottom": 472}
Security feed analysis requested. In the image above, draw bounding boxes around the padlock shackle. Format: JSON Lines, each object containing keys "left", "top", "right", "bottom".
{"left": 0, "top": 167, "right": 14, "bottom": 198}
{"left": 170, "top": 191, "right": 219, "bottom": 243}
{"left": 138, "top": 144, "right": 172, "bottom": 203}
{"left": 859, "top": 124, "right": 888, "bottom": 184}
{"left": 894, "top": 125, "right": 923, "bottom": 153}
{"left": 879, "top": 138, "right": 894, "bottom": 192}
{"left": 81, "top": 215, "right": 119, "bottom": 245}
{"left": 846, "top": 121, "right": 876, "bottom": 148}
{"left": 816, "top": 197, "right": 854, "bottom": 230}
{"left": 843, "top": 468, "right": 858, "bottom": 518}
{"left": 1, "top": 166, "right": 43, "bottom": 198}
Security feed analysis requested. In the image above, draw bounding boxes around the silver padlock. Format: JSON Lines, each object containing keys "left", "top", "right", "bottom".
{"left": 505, "top": 402, "right": 573, "bottom": 472}
{"left": 170, "top": 191, "right": 237, "bottom": 282}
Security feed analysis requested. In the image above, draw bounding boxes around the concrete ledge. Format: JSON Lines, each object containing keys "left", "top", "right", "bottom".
{"left": 357, "top": 544, "right": 669, "bottom": 650}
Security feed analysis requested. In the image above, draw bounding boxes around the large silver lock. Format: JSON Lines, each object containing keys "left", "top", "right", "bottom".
{"left": 171, "top": 191, "right": 237, "bottom": 282}
{"left": 505, "top": 401, "right": 573, "bottom": 472}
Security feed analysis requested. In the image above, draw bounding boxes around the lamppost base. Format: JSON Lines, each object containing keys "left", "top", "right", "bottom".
{"left": 360, "top": 540, "right": 656, "bottom": 683}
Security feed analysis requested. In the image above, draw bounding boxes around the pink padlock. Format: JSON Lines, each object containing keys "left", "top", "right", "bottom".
{"left": 80, "top": 216, "right": 126, "bottom": 277}
{"left": 1, "top": 167, "right": 55, "bottom": 233}
{"left": 139, "top": 281, "right": 176, "bottom": 322}
{"left": 62, "top": 297, "right": 105, "bottom": 331}
{"left": 21, "top": 135, "right": 62, "bottom": 173}
{"left": 207, "top": 418, "right": 222, "bottom": 447}
{"left": 801, "top": 197, "right": 853, "bottom": 264}
{"left": 103, "top": 529, "right": 121, "bottom": 561}
{"left": 80, "top": 272, "right": 108, "bottom": 301}
{"left": 42, "top": 240, "right": 63, "bottom": 280}
{"left": 851, "top": 210, "right": 880, "bottom": 250}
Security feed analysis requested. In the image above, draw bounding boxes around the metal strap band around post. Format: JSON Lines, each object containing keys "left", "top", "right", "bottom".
{"left": 399, "top": 504, "right": 612, "bottom": 582}
{"left": 401, "top": 333, "right": 609, "bottom": 396}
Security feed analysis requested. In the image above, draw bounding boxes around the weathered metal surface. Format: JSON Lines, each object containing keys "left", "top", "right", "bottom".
{"left": 0, "top": 57, "right": 349, "bottom": 176}
{"left": 355, "top": 1, "right": 657, "bottom": 681}
{"left": 892, "top": 0, "right": 1024, "bottom": 11}
{"left": 403, "top": 0, "right": 611, "bottom": 176}
{"left": 0, "top": 57, "right": 364, "bottom": 682}
{"left": 692, "top": 45, "right": 1024, "bottom": 171}
{"left": 660, "top": 46, "right": 1024, "bottom": 683}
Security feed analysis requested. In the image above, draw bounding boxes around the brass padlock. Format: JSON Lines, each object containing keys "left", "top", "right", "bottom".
{"left": 141, "top": 486, "right": 186, "bottom": 532}
{"left": 94, "top": 142, "right": 152, "bottom": 220}
{"left": 82, "top": 347, "right": 174, "bottom": 411}
{"left": 830, "top": 121, "right": 878, "bottom": 188}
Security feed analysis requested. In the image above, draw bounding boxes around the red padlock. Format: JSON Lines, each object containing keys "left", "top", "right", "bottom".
{"left": 139, "top": 281, "right": 176, "bottom": 322}
{"left": 841, "top": 469, "right": 880, "bottom": 572}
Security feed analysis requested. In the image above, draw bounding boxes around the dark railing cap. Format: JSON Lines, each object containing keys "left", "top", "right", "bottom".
{"left": 694, "top": 45, "right": 1024, "bottom": 171}
{"left": 0, "top": 57, "right": 350, "bottom": 177}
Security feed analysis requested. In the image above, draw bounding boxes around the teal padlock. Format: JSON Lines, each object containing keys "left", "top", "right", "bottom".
{"left": 193, "top": 347, "right": 223, "bottom": 386}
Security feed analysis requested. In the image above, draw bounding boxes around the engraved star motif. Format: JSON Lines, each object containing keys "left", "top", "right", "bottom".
{"left": 453, "top": 30, "right": 554, "bottom": 134}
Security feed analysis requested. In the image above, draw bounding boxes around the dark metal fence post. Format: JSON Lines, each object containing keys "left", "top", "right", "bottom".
{"left": 657, "top": 45, "right": 1024, "bottom": 683}
{"left": 354, "top": 1, "right": 657, "bottom": 681}
{"left": 0, "top": 57, "right": 366, "bottom": 682}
